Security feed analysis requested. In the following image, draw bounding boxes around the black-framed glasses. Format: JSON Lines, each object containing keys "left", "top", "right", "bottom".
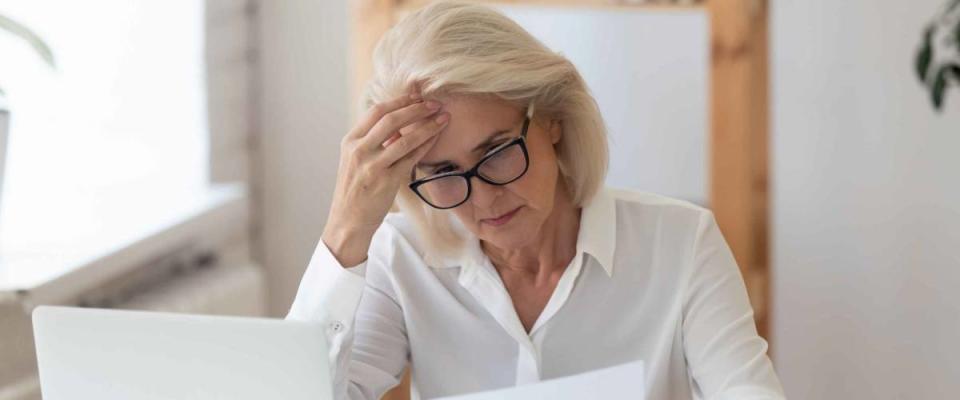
{"left": 409, "top": 104, "right": 534, "bottom": 210}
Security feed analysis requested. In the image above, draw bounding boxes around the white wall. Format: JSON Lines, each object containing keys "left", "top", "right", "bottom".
{"left": 498, "top": 6, "right": 708, "bottom": 204}
{"left": 772, "top": 1, "right": 960, "bottom": 398}
{"left": 257, "top": 0, "right": 349, "bottom": 316}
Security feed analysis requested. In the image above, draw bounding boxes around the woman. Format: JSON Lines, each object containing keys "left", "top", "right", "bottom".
{"left": 287, "top": 2, "right": 785, "bottom": 399}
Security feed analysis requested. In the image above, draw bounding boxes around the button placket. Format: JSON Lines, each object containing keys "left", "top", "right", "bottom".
{"left": 515, "top": 343, "right": 541, "bottom": 385}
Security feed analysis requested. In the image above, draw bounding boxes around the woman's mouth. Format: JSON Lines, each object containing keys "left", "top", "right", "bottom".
{"left": 482, "top": 206, "right": 522, "bottom": 227}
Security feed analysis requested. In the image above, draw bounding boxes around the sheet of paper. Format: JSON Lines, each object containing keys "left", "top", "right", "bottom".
{"left": 433, "top": 360, "right": 646, "bottom": 400}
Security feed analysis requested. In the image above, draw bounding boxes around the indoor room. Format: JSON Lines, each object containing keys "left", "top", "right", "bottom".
{"left": 1, "top": 0, "right": 958, "bottom": 399}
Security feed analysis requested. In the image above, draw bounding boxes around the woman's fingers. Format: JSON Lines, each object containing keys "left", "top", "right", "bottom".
{"left": 349, "top": 92, "right": 423, "bottom": 140}
{"left": 382, "top": 111, "right": 437, "bottom": 148}
{"left": 393, "top": 131, "right": 441, "bottom": 176}
{"left": 382, "top": 132, "right": 402, "bottom": 148}
{"left": 380, "top": 112, "right": 449, "bottom": 167}
{"left": 362, "top": 99, "right": 442, "bottom": 151}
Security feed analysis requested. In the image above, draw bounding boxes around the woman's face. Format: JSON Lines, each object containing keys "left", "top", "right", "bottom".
{"left": 414, "top": 95, "right": 563, "bottom": 251}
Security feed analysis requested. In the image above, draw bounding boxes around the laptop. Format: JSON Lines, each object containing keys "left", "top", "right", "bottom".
{"left": 32, "top": 306, "right": 332, "bottom": 400}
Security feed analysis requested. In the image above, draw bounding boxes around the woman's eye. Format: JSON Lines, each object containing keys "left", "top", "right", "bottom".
{"left": 435, "top": 165, "right": 457, "bottom": 174}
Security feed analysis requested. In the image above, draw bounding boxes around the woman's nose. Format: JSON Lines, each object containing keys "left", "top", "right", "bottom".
{"left": 469, "top": 179, "right": 502, "bottom": 210}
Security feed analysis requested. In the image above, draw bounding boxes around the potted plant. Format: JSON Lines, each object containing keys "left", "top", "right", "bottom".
{"left": 0, "top": 13, "right": 55, "bottom": 220}
{"left": 916, "top": 0, "right": 960, "bottom": 111}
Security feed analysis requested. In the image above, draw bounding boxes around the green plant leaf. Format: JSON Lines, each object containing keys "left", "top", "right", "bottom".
{"left": 955, "top": 15, "right": 960, "bottom": 48}
{"left": 931, "top": 67, "right": 948, "bottom": 111}
{"left": 917, "top": 25, "right": 935, "bottom": 82}
{"left": 0, "top": 13, "right": 56, "bottom": 68}
{"left": 950, "top": 65, "right": 960, "bottom": 80}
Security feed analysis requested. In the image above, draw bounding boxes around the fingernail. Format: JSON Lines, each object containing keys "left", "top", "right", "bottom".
{"left": 435, "top": 113, "right": 449, "bottom": 124}
{"left": 425, "top": 100, "right": 441, "bottom": 110}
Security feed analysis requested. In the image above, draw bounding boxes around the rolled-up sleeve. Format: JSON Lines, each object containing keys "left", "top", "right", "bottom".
{"left": 286, "top": 228, "right": 409, "bottom": 400}
{"left": 681, "top": 210, "right": 786, "bottom": 399}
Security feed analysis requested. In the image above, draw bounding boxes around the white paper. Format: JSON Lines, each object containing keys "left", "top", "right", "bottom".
{"left": 434, "top": 360, "right": 646, "bottom": 400}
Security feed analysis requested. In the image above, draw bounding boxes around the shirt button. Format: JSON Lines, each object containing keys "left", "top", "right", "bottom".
{"left": 330, "top": 321, "right": 344, "bottom": 333}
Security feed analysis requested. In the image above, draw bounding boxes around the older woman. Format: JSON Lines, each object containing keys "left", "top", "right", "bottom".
{"left": 287, "top": 2, "right": 785, "bottom": 399}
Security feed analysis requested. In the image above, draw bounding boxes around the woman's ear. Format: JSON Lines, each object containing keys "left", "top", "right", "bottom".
{"left": 549, "top": 119, "right": 562, "bottom": 145}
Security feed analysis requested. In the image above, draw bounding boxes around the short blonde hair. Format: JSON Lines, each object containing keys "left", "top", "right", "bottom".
{"left": 362, "top": 1, "right": 608, "bottom": 258}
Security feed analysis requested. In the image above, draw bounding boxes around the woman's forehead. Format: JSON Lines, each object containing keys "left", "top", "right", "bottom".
{"left": 424, "top": 96, "right": 522, "bottom": 160}
{"left": 436, "top": 95, "right": 520, "bottom": 126}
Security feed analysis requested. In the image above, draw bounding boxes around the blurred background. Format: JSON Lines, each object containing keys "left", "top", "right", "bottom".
{"left": 0, "top": 0, "right": 958, "bottom": 399}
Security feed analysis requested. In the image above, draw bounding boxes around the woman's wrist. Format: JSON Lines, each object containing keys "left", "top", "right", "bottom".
{"left": 321, "top": 222, "right": 374, "bottom": 269}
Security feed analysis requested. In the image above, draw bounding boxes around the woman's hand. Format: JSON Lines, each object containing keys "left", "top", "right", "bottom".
{"left": 322, "top": 93, "right": 449, "bottom": 268}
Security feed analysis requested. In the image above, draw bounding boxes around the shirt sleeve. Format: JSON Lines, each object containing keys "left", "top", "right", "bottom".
{"left": 286, "top": 233, "right": 409, "bottom": 400}
{"left": 682, "top": 210, "right": 786, "bottom": 400}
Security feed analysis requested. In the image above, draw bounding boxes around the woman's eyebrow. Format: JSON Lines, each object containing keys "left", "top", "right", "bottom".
{"left": 416, "top": 160, "right": 449, "bottom": 169}
{"left": 470, "top": 129, "right": 511, "bottom": 153}
{"left": 415, "top": 129, "right": 511, "bottom": 170}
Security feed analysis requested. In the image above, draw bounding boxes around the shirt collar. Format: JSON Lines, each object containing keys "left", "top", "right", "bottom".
{"left": 577, "top": 186, "right": 616, "bottom": 277}
{"left": 426, "top": 186, "right": 617, "bottom": 277}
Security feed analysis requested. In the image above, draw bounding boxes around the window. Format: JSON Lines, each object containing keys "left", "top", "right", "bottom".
{"left": 0, "top": 0, "right": 208, "bottom": 209}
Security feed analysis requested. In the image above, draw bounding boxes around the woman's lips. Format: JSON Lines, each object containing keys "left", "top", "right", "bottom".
{"left": 483, "top": 206, "right": 522, "bottom": 227}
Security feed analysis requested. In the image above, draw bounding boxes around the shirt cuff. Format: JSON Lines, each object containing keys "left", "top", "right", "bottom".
{"left": 345, "top": 262, "right": 367, "bottom": 277}
{"left": 286, "top": 239, "right": 367, "bottom": 325}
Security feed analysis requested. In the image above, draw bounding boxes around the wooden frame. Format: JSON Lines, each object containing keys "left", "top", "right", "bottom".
{"left": 350, "top": 1, "right": 769, "bottom": 397}
{"left": 706, "top": 0, "right": 770, "bottom": 341}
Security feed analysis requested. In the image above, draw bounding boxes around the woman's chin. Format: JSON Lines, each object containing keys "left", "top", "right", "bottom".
{"left": 478, "top": 211, "right": 538, "bottom": 248}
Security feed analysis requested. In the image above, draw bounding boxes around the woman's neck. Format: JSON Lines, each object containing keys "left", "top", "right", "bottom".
{"left": 482, "top": 185, "right": 581, "bottom": 283}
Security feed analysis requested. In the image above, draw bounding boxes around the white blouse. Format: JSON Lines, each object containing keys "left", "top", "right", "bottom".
{"left": 286, "top": 187, "right": 785, "bottom": 399}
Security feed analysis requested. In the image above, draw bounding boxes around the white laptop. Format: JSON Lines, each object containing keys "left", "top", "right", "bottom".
{"left": 32, "top": 306, "right": 332, "bottom": 400}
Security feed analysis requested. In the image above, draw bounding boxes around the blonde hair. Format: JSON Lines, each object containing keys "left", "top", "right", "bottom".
{"left": 362, "top": 1, "right": 608, "bottom": 258}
